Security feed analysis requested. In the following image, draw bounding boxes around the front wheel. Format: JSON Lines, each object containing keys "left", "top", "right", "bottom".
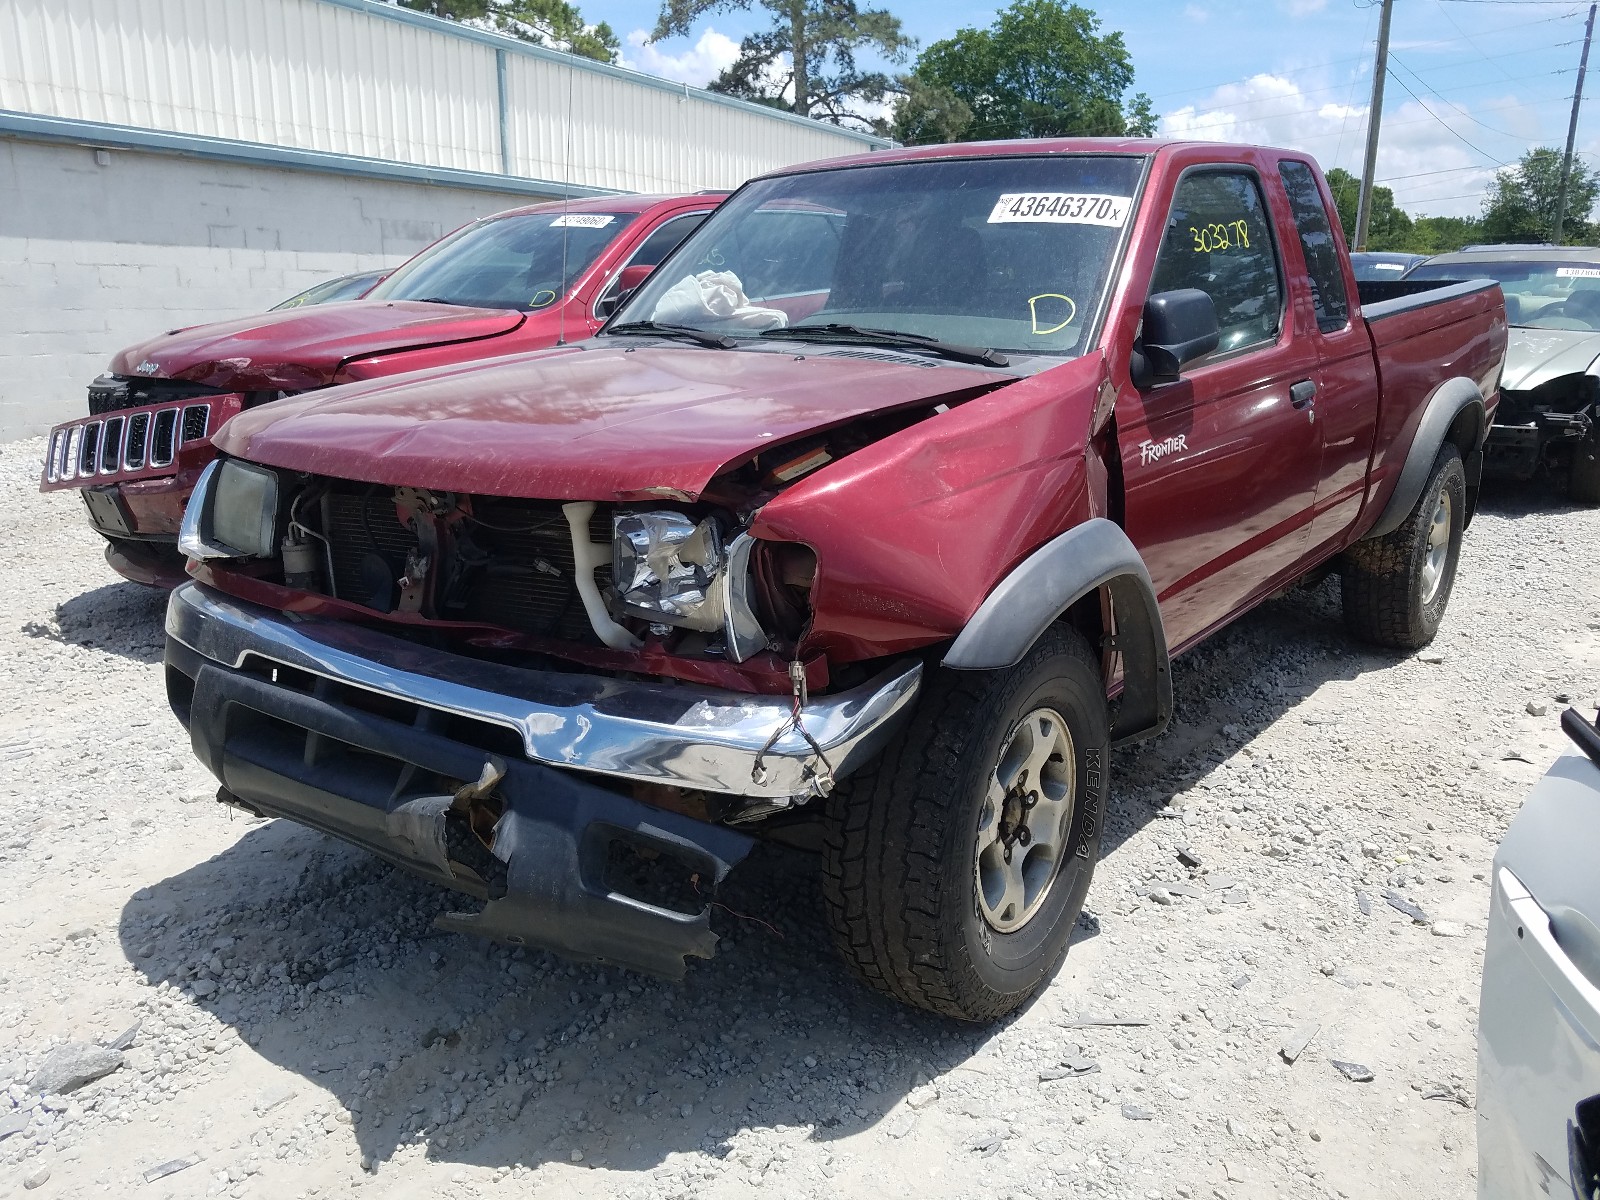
{"left": 820, "top": 627, "right": 1110, "bottom": 1021}
{"left": 1340, "top": 443, "right": 1466, "bottom": 649}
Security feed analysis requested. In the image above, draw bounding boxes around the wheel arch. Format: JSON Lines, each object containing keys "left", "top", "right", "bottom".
{"left": 943, "top": 518, "right": 1172, "bottom": 747}
{"left": 1366, "top": 377, "right": 1486, "bottom": 539}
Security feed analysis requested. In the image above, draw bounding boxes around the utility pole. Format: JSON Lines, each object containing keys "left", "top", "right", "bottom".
{"left": 1355, "top": 0, "right": 1396, "bottom": 250}
{"left": 1553, "top": 2, "right": 1597, "bottom": 245}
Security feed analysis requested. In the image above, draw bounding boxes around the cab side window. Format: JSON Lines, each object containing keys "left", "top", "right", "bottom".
{"left": 1149, "top": 171, "right": 1283, "bottom": 356}
{"left": 1278, "top": 160, "right": 1350, "bottom": 332}
{"left": 630, "top": 212, "right": 709, "bottom": 268}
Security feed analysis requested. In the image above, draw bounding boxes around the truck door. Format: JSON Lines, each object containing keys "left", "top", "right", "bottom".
{"left": 1277, "top": 159, "right": 1381, "bottom": 550}
{"left": 1117, "top": 166, "right": 1323, "bottom": 652}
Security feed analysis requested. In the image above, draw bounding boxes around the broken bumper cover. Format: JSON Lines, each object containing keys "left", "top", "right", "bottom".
{"left": 163, "top": 582, "right": 922, "bottom": 977}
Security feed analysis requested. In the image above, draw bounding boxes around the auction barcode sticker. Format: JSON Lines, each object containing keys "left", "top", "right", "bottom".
{"left": 988, "top": 193, "right": 1132, "bottom": 227}
{"left": 550, "top": 214, "right": 615, "bottom": 229}
{"left": 1557, "top": 266, "right": 1600, "bottom": 278}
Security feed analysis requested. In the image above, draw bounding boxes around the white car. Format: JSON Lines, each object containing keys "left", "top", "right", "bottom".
{"left": 1479, "top": 706, "right": 1600, "bottom": 1197}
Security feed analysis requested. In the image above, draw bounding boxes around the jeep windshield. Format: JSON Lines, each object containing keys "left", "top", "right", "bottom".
{"left": 364, "top": 211, "right": 637, "bottom": 312}
{"left": 610, "top": 155, "right": 1145, "bottom": 358}
{"left": 1406, "top": 258, "right": 1600, "bottom": 331}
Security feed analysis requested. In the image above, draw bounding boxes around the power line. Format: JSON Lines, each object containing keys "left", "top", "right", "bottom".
{"left": 1365, "top": 65, "right": 1502, "bottom": 159}
{"left": 1388, "top": 53, "right": 1533, "bottom": 136}
{"left": 1143, "top": 8, "right": 1580, "bottom": 101}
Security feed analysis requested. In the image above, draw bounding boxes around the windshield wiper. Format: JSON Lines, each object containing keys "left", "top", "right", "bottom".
{"left": 606, "top": 321, "right": 736, "bottom": 350}
{"left": 760, "top": 323, "right": 1009, "bottom": 368}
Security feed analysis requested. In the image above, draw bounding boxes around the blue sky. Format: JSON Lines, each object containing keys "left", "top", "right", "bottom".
{"left": 597, "top": 0, "right": 1600, "bottom": 217}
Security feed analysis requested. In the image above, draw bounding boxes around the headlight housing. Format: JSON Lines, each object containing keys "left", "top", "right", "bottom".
{"left": 178, "top": 458, "right": 281, "bottom": 560}
{"left": 611, "top": 512, "right": 767, "bottom": 660}
{"left": 612, "top": 511, "right": 724, "bottom": 628}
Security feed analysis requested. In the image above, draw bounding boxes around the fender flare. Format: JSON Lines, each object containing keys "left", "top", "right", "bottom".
{"left": 943, "top": 518, "right": 1172, "bottom": 746}
{"left": 1364, "top": 377, "right": 1486, "bottom": 539}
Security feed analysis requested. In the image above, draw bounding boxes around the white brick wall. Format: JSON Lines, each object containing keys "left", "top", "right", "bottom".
{"left": 0, "top": 136, "right": 554, "bottom": 440}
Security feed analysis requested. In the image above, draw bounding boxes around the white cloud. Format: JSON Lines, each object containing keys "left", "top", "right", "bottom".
{"left": 1282, "top": 0, "right": 1328, "bottom": 16}
{"left": 1159, "top": 73, "right": 1544, "bottom": 216}
{"left": 1183, "top": 4, "right": 1210, "bottom": 21}
{"left": 620, "top": 27, "right": 741, "bottom": 86}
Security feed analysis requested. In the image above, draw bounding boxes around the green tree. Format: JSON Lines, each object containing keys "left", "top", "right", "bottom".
{"left": 400, "top": 0, "right": 619, "bottom": 62}
{"left": 1325, "top": 167, "right": 1419, "bottom": 252}
{"left": 652, "top": 0, "right": 913, "bottom": 126}
{"left": 893, "top": 1, "right": 1152, "bottom": 144}
{"left": 1481, "top": 147, "right": 1600, "bottom": 245}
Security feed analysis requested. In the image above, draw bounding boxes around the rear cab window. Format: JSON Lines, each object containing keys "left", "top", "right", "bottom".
{"left": 1278, "top": 160, "right": 1350, "bottom": 333}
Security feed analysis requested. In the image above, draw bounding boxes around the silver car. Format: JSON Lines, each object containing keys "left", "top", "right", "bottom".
{"left": 1479, "top": 705, "right": 1600, "bottom": 1197}
{"left": 1405, "top": 247, "right": 1600, "bottom": 504}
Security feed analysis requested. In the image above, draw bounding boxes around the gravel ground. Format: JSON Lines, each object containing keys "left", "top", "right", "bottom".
{"left": 1, "top": 432, "right": 1597, "bottom": 1200}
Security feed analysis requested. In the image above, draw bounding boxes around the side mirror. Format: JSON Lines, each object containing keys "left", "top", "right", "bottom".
{"left": 618, "top": 264, "right": 655, "bottom": 291}
{"left": 597, "top": 264, "right": 659, "bottom": 318}
{"left": 1131, "top": 288, "right": 1220, "bottom": 389}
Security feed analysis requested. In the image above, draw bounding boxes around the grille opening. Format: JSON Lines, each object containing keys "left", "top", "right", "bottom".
{"left": 100, "top": 417, "right": 124, "bottom": 472}
{"left": 124, "top": 413, "right": 150, "bottom": 469}
{"left": 78, "top": 422, "right": 102, "bottom": 475}
{"left": 440, "top": 713, "right": 525, "bottom": 759}
{"left": 150, "top": 408, "right": 179, "bottom": 467}
{"left": 181, "top": 404, "right": 210, "bottom": 443}
{"left": 600, "top": 832, "right": 708, "bottom": 916}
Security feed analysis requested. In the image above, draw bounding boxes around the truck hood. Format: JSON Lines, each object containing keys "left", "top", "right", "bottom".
{"left": 214, "top": 343, "right": 1015, "bottom": 500}
{"left": 111, "top": 301, "right": 526, "bottom": 393}
{"left": 1502, "top": 326, "right": 1600, "bottom": 391}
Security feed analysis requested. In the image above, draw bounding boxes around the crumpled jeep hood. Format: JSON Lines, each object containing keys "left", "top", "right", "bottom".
{"left": 213, "top": 343, "right": 1015, "bottom": 500}
{"left": 111, "top": 301, "right": 526, "bottom": 393}
{"left": 1502, "top": 327, "right": 1600, "bottom": 392}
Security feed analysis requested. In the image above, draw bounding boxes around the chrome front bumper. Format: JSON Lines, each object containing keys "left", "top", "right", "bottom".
{"left": 165, "top": 583, "right": 922, "bottom": 800}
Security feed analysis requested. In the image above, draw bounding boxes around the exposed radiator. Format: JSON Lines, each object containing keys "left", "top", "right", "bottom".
{"left": 321, "top": 489, "right": 612, "bottom": 643}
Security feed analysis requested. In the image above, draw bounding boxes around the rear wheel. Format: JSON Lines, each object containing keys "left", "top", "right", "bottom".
{"left": 1340, "top": 443, "right": 1466, "bottom": 649}
{"left": 820, "top": 627, "right": 1110, "bottom": 1021}
{"left": 1571, "top": 429, "right": 1600, "bottom": 506}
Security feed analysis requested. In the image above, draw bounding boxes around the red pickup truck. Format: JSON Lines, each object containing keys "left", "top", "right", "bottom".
{"left": 163, "top": 139, "right": 1506, "bottom": 1020}
{"left": 40, "top": 193, "right": 720, "bottom": 586}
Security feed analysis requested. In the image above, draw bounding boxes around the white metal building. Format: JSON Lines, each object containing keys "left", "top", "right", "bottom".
{"left": 0, "top": 0, "right": 889, "bottom": 438}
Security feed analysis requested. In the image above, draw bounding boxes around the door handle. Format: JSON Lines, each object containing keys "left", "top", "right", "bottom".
{"left": 1290, "top": 380, "right": 1317, "bottom": 409}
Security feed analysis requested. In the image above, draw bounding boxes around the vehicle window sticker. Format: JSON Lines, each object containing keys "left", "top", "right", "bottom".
{"left": 550, "top": 214, "right": 614, "bottom": 229}
{"left": 1557, "top": 267, "right": 1600, "bottom": 278}
{"left": 1028, "top": 294, "right": 1077, "bottom": 335}
{"left": 987, "top": 193, "right": 1131, "bottom": 227}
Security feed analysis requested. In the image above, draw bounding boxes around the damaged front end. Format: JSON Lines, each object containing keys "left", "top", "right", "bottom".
{"left": 165, "top": 450, "right": 926, "bottom": 977}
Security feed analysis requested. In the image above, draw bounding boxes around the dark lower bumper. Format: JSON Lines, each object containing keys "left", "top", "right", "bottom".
{"left": 1487, "top": 409, "right": 1593, "bottom": 479}
{"left": 165, "top": 638, "right": 754, "bottom": 980}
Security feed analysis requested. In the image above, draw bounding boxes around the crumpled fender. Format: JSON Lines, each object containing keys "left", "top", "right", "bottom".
{"left": 751, "top": 353, "right": 1112, "bottom": 663}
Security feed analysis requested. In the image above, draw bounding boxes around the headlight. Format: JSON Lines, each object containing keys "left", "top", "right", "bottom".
{"left": 611, "top": 512, "right": 768, "bottom": 661}
{"left": 613, "top": 511, "right": 724, "bottom": 629}
{"left": 178, "top": 458, "right": 281, "bottom": 560}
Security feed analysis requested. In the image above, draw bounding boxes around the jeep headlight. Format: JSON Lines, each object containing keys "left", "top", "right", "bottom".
{"left": 611, "top": 512, "right": 767, "bottom": 660}
{"left": 178, "top": 458, "right": 281, "bottom": 560}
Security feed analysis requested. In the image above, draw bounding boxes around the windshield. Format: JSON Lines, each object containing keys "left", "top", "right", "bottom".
{"left": 1406, "top": 259, "right": 1600, "bottom": 330}
{"left": 611, "top": 155, "right": 1146, "bottom": 357}
{"left": 366, "top": 211, "right": 637, "bottom": 311}
{"left": 1350, "top": 256, "right": 1415, "bottom": 282}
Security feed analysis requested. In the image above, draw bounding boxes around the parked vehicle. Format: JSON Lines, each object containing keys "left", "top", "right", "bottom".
{"left": 1350, "top": 251, "right": 1426, "bottom": 281}
{"left": 164, "top": 139, "right": 1507, "bottom": 1019}
{"left": 1404, "top": 246, "right": 1600, "bottom": 503}
{"left": 1478, "top": 704, "right": 1600, "bottom": 1199}
{"left": 270, "top": 269, "right": 390, "bottom": 311}
{"left": 39, "top": 193, "right": 722, "bottom": 586}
